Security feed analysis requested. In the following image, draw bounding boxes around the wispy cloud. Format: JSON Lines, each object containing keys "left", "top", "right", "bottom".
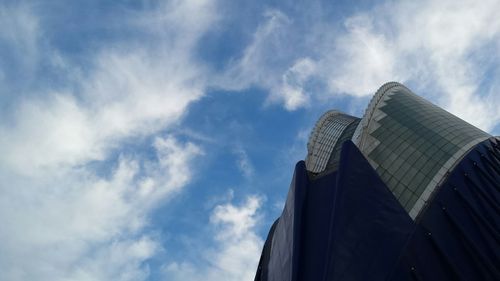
{"left": 2, "top": 0, "right": 499, "bottom": 280}
{"left": 279, "top": 57, "right": 317, "bottom": 110}
{"left": 233, "top": 145, "right": 255, "bottom": 179}
{"left": 0, "top": 3, "right": 40, "bottom": 77}
{"left": 219, "top": 10, "right": 293, "bottom": 93}
{"left": 0, "top": 0, "right": 215, "bottom": 280}
{"left": 164, "top": 194, "right": 264, "bottom": 281}
{"left": 0, "top": 134, "right": 202, "bottom": 280}
{"left": 221, "top": 0, "right": 500, "bottom": 132}
{"left": 322, "top": 0, "right": 500, "bottom": 131}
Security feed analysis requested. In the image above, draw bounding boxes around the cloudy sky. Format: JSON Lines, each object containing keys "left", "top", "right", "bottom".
{"left": 1, "top": 0, "right": 499, "bottom": 280}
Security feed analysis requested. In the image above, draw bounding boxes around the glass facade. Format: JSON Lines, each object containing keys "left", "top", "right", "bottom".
{"left": 323, "top": 119, "right": 360, "bottom": 173}
{"left": 306, "top": 111, "right": 360, "bottom": 174}
{"left": 306, "top": 82, "right": 491, "bottom": 218}
{"left": 356, "top": 83, "right": 490, "bottom": 217}
{"left": 257, "top": 80, "right": 499, "bottom": 281}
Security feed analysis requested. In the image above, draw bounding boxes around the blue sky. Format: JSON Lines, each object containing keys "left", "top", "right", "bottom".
{"left": 1, "top": 0, "right": 499, "bottom": 280}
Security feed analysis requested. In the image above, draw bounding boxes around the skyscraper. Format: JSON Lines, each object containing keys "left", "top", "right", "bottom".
{"left": 255, "top": 82, "right": 499, "bottom": 281}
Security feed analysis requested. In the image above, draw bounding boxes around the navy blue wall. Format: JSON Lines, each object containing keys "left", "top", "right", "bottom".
{"left": 255, "top": 138, "right": 500, "bottom": 281}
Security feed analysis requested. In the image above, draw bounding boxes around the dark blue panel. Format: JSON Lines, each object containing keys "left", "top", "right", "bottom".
{"left": 391, "top": 137, "right": 500, "bottom": 281}
{"left": 325, "top": 141, "right": 414, "bottom": 281}
{"left": 266, "top": 161, "right": 309, "bottom": 281}
{"left": 297, "top": 171, "right": 338, "bottom": 280}
{"left": 255, "top": 219, "right": 279, "bottom": 281}
{"left": 258, "top": 141, "right": 415, "bottom": 281}
{"left": 256, "top": 138, "right": 500, "bottom": 281}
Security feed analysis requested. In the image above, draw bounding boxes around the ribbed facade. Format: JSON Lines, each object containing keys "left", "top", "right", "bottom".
{"left": 353, "top": 82, "right": 490, "bottom": 217}
{"left": 305, "top": 111, "right": 360, "bottom": 174}
{"left": 305, "top": 82, "right": 491, "bottom": 218}
{"left": 255, "top": 82, "right": 499, "bottom": 281}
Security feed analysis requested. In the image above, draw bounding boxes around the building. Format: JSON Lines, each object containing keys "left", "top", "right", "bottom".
{"left": 305, "top": 110, "right": 360, "bottom": 174}
{"left": 306, "top": 82, "right": 490, "bottom": 218}
{"left": 255, "top": 82, "right": 500, "bottom": 281}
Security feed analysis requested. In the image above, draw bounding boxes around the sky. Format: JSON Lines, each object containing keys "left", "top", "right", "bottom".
{"left": 0, "top": 0, "right": 499, "bottom": 280}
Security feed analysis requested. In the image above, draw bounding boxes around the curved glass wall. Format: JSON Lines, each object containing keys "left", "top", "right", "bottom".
{"left": 306, "top": 111, "right": 360, "bottom": 174}
{"left": 323, "top": 118, "right": 360, "bottom": 173}
{"left": 355, "top": 82, "right": 491, "bottom": 218}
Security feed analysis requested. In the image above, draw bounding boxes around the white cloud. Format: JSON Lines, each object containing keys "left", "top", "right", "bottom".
{"left": 223, "top": 1, "right": 500, "bottom": 132}
{"left": 164, "top": 194, "right": 264, "bottom": 281}
{"left": 0, "top": 135, "right": 202, "bottom": 281}
{"left": 1, "top": 0, "right": 215, "bottom": 176}
{"left": 210, "top": 195, "right": 261, "bottom": 239}
{"left": 0, "top": 37, "right": 206, "bottom": 176}
{"left": 324, "top": 0, "right": 500, "bottom": 131}
{"left": 219, "top": 10, "right": 317, "bottom": 111}
{"left": 69, "top": 237, "right": 157, "bottom": 281}
{"left": 2, "top": 0, "right": 499, "bottom": 280}
{"left": 0, "top": 3, "right": 39, "bottom": 69}
{"left": 233, "top": 146, "right": 255, "bottom": 179}
{"left": 219, "top": 10, "right": 292, "bottom": 90}
{"left": 325, "top": 14, "right": 400, "bottom": 97}
{"left": 0, "top": 1, "right": 215, "bottom": 280}
{"left": 278, "top": 58, "right": 317, "bottom": 110}
{"left": 144, "top": 136, "right": 203, "bottom": 197}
